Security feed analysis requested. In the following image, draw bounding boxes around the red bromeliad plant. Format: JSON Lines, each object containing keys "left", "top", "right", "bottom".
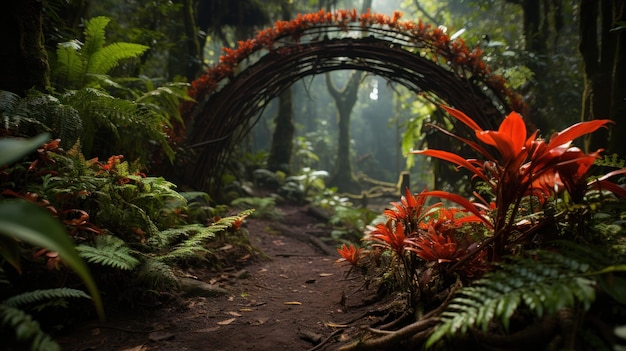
{"left": 338, "top": 188, "right": 488, "bottom": 303}
{"left": 413, "top": 106, "right": 626, "bottom": 261}
{"left": 339, "top": 106, "right": 626, "bottom": 311}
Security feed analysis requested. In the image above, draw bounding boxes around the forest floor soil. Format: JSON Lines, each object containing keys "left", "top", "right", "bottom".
{"left": 58, "top": 204, "right": 389, "bottom": 351}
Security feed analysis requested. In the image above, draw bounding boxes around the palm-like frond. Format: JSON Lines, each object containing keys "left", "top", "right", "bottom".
{"left": 82, "top": 16, "right": 108, "bottom": 59}
{"left": 133, "top": 259, "right": 179, "bottom": 291}
{"left": 54, "top": 40, "right": 86, "bottom": 87}
{"left": 53, "top": 16, "right": 148, "bottom": 90}
{"left": 0, "top": 90, "right": 20, "bottom": 118}
{"left": 76, "top": 235, "right": 140, "bottom": 270}
{"left": 3, "top": 288, "right": 90, "bottom": 308}
{"left": 0, "top": 305, "right": 60, "bottom": 351}
{"left": 427, "top": 250, "right": 597, "bottom": 347}
{"left": 154, "top": 209, "right": 254, "bottom": 263}
{"left": 136, "top": 82, "right": 194, "bottom": 125}
{"left": 90, "top": 42, "right": 149, "bottom": 75}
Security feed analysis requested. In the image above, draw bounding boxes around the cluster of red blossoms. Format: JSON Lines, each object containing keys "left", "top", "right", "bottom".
{"left": 338, "top": 106, "right": 626, "bottom": 279}
{"left": 184, "top": 9, "right": 523, "bottom": 117}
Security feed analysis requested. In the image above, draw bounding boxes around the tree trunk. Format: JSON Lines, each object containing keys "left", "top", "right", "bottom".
{"left": 268, "top": 88, "right": 295, "bottom": 173}
{"left": 326, "top": 71, "right": 363, "bottom": 194}
{"left": 324, "top": 0, "right": 372, "bottom": 194}
{"left": 168, "top": 0, "right": 202, "bottom": 81}
{"left": 0, "top": 0, "right": 50, "bottom": 96}
{"left": 579, "top": 0, "right": 626, "bottom": 156}
{"left": 267, "top": 0, "right": 295, "bottom": 174}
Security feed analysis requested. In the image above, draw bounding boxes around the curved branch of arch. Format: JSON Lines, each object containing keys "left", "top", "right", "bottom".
{"left": 177, "top": 9, "right": 526, "bottom": 192}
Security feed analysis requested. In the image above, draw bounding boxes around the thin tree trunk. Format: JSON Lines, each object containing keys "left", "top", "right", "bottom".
{"left": 267, "top": 0, "right": 295, "bottom": 174}
{"left": 268, "top": 88, "right": 295, "bottom": 173}
{"left": 579, "top": 0, "right": 626, "bottom": 156}
{"left": 325, "top": 0, "right": 372, "bottom": 193}
{"left": 326, "top": 71, "right": 363, "bottom": 194}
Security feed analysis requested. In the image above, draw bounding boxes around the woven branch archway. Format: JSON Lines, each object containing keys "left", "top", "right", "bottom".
{"left": 178, "top": 10, "right": 526, "bottom": 193}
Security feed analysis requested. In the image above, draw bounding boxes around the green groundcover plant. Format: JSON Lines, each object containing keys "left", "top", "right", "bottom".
{"left": 0, "top": 135, "right": 254, "bottom": 350}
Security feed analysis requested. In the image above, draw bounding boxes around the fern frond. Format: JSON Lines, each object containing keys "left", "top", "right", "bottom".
{"left": 90, "top": 42, "right": 149, "bottom": 75}
{"left": 18, "top": 93, "right": 83, "bottom": 149}
{"left": 0, "top": 90, "right": 20, "bottom": 119}
{"left": 154, "top": 225, "right": 214, "bottom": 263}
{"left": 76, "top": 235, "right": 140, "bottom": 270}
{"left": 0, "top": 305, "right": 60, "bottom": 351}
{"left": 3, "top": 288, "right": 90, "bottom": 308}
{"left": 427, "top": 250, "right": 596, "bottom": 347}
{"left": 136, "top": 83, "right": 193, "bottom": 124}
{"left": 134, "top": 259, "right": 179, "bottom": 291}
{"left": 154, "top": 209, "right": 254, "bottom": 263}
{"left": 82, "top": 16, "right": 109, "bottom": 60}
{"left": 54, "top": 41, "right": 86, "bottom": 87}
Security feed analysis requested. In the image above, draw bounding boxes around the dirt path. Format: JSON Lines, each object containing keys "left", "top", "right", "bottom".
{"left": 58, "top": 206, "right": 381, "bottom": 351}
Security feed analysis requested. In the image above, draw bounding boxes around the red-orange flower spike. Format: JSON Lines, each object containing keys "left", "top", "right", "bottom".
{"left": 336, "top": 244, "right": 363, "bottom": 266}
{"left": 364, "top": 221, "right": 409, "bottom": 256}
{"left": 405, "top": 225, "right": 462, "bottom": 264}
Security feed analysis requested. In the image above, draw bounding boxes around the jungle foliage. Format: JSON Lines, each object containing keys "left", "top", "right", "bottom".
{"left": 1, "top": 1, "right": 625, "bottom": 350}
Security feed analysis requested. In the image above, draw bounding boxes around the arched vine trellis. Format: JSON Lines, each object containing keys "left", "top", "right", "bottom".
{"left": 176, "top": 9, "right": 526, "bottom": 193}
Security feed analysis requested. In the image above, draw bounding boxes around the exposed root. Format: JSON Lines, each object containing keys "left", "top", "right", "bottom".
{"left": 337, "top": 317, "right": 439, "bottom": 351}
{"left": 336, "top": 277, "right": 461, "bottom": 351}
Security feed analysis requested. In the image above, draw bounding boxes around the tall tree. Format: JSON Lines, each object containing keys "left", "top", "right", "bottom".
{"left": 267, "top": 1, "right": 295, "bottom": 173}
{"left": 324, "top": 0, "right": 372, "bottom": 193}
{"left": 326, "top": 71, "right": 364, "bottom": 193}
{"left": 579, "top": 0, "right": 626, "bottom": 156}
{"left": 505, "top": 0, "right": 569, "bottom": 133}
{"left": 168, "top": 0, "right": 202, "bottom": 81}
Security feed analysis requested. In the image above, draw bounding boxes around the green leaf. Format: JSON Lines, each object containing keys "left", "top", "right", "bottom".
{"left": 0, "top": 133, "right": 50, "bottom": 166}
{"left": 0, "top": 200, "right": 104, "bottom": 321}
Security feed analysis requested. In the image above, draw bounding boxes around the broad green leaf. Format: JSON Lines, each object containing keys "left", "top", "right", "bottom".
{"left": 0, "top": 134, "right": 50, "bottom": 166}
{"left": 0, "top": 200, "right": 104, "bottom": 321}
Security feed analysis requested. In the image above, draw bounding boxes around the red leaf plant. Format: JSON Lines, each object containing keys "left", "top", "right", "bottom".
{"left": 336, "top": 243, "right": 363, "bottom": 267}
{"left": 360, "top": 189, "right": 487, "bottom": 301}
{"left": 413, "top": 106, "right": 625, "bottom": 260}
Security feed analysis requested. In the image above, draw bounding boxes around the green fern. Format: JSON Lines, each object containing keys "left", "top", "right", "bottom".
{"left": 154, "top": 209, "right": 254, "bottom": 263}
{"left": 76, "top": 235, "right": 140, "bottom": 270}
{"left": 0, "top": 287, "right": 91, "bottom": 351}
{"left": 135, "top": 82, "right": 193, "bottom": 125}
{"left": 154, "top": 224, "right": 217, "bottom": 263}
{"left": 3, "top": 288, "right": 90, "bottom": 308}
{"left": 54, "top": 16, "right": 148, "bottom": 89}
{"left": 427, "top": 250, "right": 597, "bottom": 347}
{"left": 0, "top": 90, "right": 83, "bottom": 149}
{"left": 0, "top": 305, "right": 60, "bottom": 351}
{"left": 133, "top": 258, "right": 179, "bottom": 291}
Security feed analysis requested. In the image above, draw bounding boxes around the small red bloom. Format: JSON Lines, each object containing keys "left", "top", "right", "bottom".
{"left": 336, "top": 244, "right": 363, "bottom": 266}
{"left": 405, "top": 225, "right": 462, "bottom": 264}
{"left": 364, "top": 221, "right": 409, "bottom": 256}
